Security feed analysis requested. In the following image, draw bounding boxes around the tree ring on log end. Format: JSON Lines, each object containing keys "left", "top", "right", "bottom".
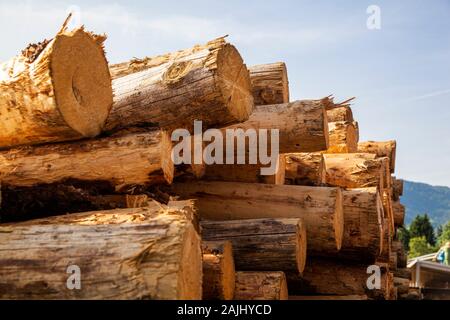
{"left": 51, "top": 29, "right": 112, "bottom": 138}
{"left": 216, "top": 45, "right": 253, "bottom": 123}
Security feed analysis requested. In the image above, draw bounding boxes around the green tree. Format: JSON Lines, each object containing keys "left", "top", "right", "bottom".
{"left": 397, "top": 227, "right": 410, "bottom": 251}
{"left": 409, "top": 236, "right": 435, "bottom": 258}
{"left": 437, "top": 221, "right": 450, "bottom": 246}
{"left": 409, "top": 214, "right": 436, "bottom": 246}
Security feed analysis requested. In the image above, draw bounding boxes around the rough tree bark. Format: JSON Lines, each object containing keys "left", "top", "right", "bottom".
{"left": 248, "top": 62, "right": 289, "bottom": 105}
{"left": 0, "top": 25, "right": 112, "bottom": 149}
{"left": 107, "top": 37, "right": 253, "bottom": 131}
{"left": 358, "top": 141, "right": 397, "bottom": 174}
{"left": 172, "top": 181, "right": 343, "bottom": 256}
{"left": 201, "top": 218, "right": 307, "bottom": 274}
{"left": 234, "top": 272, "right": 288, "bottom": 300}
{"left": 0, "top": 129, "right": 174, "bottom": 189}
{"left": 202, "top": 241, "right": 235, "bottom": 300}
{"left": 0, "top": 202, "right": 202, "bottom": 300}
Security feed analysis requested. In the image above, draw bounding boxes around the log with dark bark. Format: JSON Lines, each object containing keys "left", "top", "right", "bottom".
{"left": 0, "top": 24, "right": 112, "bottom": 148}
{"left": 287, "top": 258, "right": 391, "bottom": 300}
{"left": 234, "top": 272, "right": 288, "bottom": 300}
{"left": 327, "top": 121, "right": 359, "bottom": 153}
{"left": 202, "top": 241, "right": 235, "bottom": 300}
{"left": 0, "top": 202, "right": 202, "bottom": 300}
{"left": 107, "top": 37, "right": 253, "bottom": 131}
{"left": 225, "top": 99, "right": 329, "bottom": 153}
{"left": 201, "top": 218, "right": 307, "bottom": 274}
{"left": 358, "top": 141, "right": 397, "bottom": 173}
{"left": 249, "top": 62, "right": 289, "bottom": 105}
{"left": 172, "top": 181, "right": 343, "bottom": 256}
{"left": 0, "top": 129, "right": 174, "bottom": 189}
{"left": 284, "top": 153, "right": 324, "bottom": 186}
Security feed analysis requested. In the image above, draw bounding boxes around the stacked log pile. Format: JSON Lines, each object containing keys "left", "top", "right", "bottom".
{"left": 0, "top": 18, "right": 410, "bottom": 300}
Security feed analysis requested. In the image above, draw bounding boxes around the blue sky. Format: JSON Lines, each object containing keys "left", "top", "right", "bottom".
{"left": 1, "top": 0, "right": 449, "bottom": 186}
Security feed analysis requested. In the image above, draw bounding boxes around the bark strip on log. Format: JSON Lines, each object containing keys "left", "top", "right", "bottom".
{"left": 172, "top": 181, "right": 343, "bottom": 256}
{"left": 201, "top": 218, "right": 307, "bottom": 274}
{"left": 358, "top": 141, "right": 397, "bottom": 173}
{"left": 202, "top": 241, "right": 235, "bottom": 300}
{"left": 0, "top": 202, "right": 202, "bottom": 300}
{"left": 234, "top": 272, "right": 288, "bottom": 300}
{"left": 249, "top": 62, "right": 289, "bottom": 105}
{"left": 0, "top": 129, "right": 174, "bottom": 189}
{"left": 107, "top": 37, "right": 253, "bottom": 131}
{"left": 0, "top": 27, "right": 112, "bottom": 148}
{"left": 225, "top": 99, "right": 329, "bottom": 153}
{"left": 284, "top": 153, "right": 324, "bottom": 186}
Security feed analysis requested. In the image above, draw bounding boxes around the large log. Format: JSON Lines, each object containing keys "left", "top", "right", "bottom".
{"left": 392, "top": 201, "right": 405, "bottom": 227}
{"left": 287, "top": 258, "right": 390, "bottom": 300}
{"left": 331, "top": 188, "right": 384, "bottom": 262}
{"left": 202, "top": 241, "right": 235, "bottom": 300}
{"left": 234, "top": 272, "right": 288, "bottom": 300}
{"left": 284, "top": 153, "right": 324, "bottom": 186}
{"left": 0, "top": 202, "right": 202, "bottom": 300}
{"left": 0, "top": 129, "right": 174, "bottom": 189}
{"left": 225, "top": 99, "right": 329, "bottom": 153}
{"left": 202, "top": 153, "right": 286, "bottom": 185}
{"left": 322, "top": 153, "right": 385, "bottom": 192}
{"left": 172, "top": 181, "right": 343, "bottom": 256}
{"left": 248, "top": 62, "right": 289, "bottom": 105}
{"left": 327, "top": 121, "right": 359, "bottom": 153}
{"left": 107, "top": 37, "right": 253, "bottom": 131}
{"left": 327, "top": 106, "right": 354, "bottom": 122}
{"left": 0, "top": 25, "right": 112, "bottom": 149}
{"left": 201, "top": 218, "right": 307, "bottom": 274}
{"left": 358, "top": 141, "right": 397, "bottom": 173}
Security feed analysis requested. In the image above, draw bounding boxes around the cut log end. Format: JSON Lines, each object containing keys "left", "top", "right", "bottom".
{"left": 217, "top": 45, "right": 254, "bottom": 123}
{"left": 234, "top": 272, "right": 288, "bottom": 300}
{"left": 51, "top": 28, "right": 112, "bottom": 138}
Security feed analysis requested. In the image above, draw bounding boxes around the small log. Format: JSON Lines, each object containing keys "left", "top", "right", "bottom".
{"left": 202, "top": 241, "right": 235, "bottom": 300}
{"left": 331, "top": 188, "right": 384, "bottom": 262}
{"left": 393, "top": 201, "right": 406, "bottom": 227}
{"left": 172, "top": 181, "right": 343, "bottom": 256}
{"left": 0, "top": 202, "right": 202, "bottom": 300}
{"left": 0, "top": 26, "right": 112, "bottom": 148}
{"left": 225, "top": 99, "right": 329, "bottom": 153}
{"left": 284, "top": 153, "right": 324, "bottom": 186}
{"left": 249, "top": 62, "right": 289, "bottom": 105}
{"left": 327, "top": 121, "right": 359, "bottom": 153}
{"left": 358, "top": 141, "right": 397, "bottom": 173}
{"left": 322, "top": 153, "right": 385, "bottom": 193}
{"left": 0, "top": 129, "right": 174, "bottom": 189}
{"left": 234, "top": 272, "right": 288, "bottom": 300}
{"left": 201, "top": 218, "right": 307, "bottom": 274}
{"left": 327, "top": 106, "right": 354, "bottom": 122}
{"left": 107, "top": 37, "right": 253, "bottom": 131}
{"left": 392, "top": 177, "right": 404, "bottom": 201}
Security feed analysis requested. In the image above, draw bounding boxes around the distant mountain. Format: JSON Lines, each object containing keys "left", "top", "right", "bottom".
{"left": 402, "top": 180, "right": 450, "bottom": 227}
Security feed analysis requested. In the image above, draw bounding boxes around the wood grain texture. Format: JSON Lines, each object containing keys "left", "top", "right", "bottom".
{"left": 201, "top": 218, "right": 306, "bottom": 274}
{"left": 249, "top": 62, "right": 289, "bottom": 105}
{"left": 284, "top": 152, "right": 324, "bottom": 186}
{"left": 358, "top": 141, "right": 397, "bottom": 174}
{"left": 327, "top": 106, "right": 354, "bottom": 122}
{"left": 327, "top": 121, "right": 359, "bottom": 153}
{"left": 172, "top": 181, "right": 343, "bottom": 256}
{"left": 0, "top": 27, "right": 112, "bottom": 148}
{"left": 0, "top": 202, "right": 202, "bottom": 300}
{"left": 107, "top": 37, "right": 253, "bottom": 131}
